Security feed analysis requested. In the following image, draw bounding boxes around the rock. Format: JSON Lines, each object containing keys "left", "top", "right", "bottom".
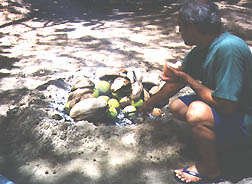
{"left": 110, "top": 77, "right": 130, "bottom": 92}
{"left": 141, "top": 71, "right": 162, "bottom": 86}
{"left": 122, "top": 105, "right": 136, "bottom": 117}
{"left": 131, "top": 81, "right": 143, "bottom": 100}
{"left": 98, "top": 69, "right": 129, "bottom": 82}
{"left": 142, "top": 82, "right": 156, "bottom": 91}
{"left": 118, "top": 69, "right": 128, "bottom": 78}
{"left": 99, "top": 73, "right": 123, "bottom": 82}
{"left": 126, "top": 69, "right": 142, "bottom": 83}
{"left": 51, "top": 113, "right": 63, "bottom": 120}
{"left": 112, "top": 84, "right": 132, "bottom": 99}
{"left": 71, "top": 78, "right": 95, "bottom": 92}
{"left": 143, "top": 89, "right": 150, "bottom": 101}
{"left": 68, "top": 88, "right": 94, "bottom": 101}
{"left": 149, "top": 85, "right": 160, "bottom": 96}
{"left": 119, "top": 96, "right": 131, "bottom": 108}
{"left": 70, "top": 98, "right": 108, "bottom": 122}
{"left": 97, "top": 95, "right": 110, "bottom": 102}
{"left": 66, "top": 88, "right": 94, "bottom": 113}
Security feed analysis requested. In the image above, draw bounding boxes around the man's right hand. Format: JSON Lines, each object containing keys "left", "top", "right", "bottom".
{"left": 139, "top": 76, "right": 185, "bottom": 115}
{"left": 139, "top": 101, "right": 153, "bottom": 114}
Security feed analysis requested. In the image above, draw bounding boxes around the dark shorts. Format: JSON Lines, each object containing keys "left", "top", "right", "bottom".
{"left": 179, "top": 95, "right": 249, "bottom": 146}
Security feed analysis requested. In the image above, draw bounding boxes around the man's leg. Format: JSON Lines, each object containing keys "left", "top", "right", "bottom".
{"left": 169, "top": 98, "right": 188, "bottom": 121}
{"left": 170, "top": 99, "right": 221, "bottom": 182}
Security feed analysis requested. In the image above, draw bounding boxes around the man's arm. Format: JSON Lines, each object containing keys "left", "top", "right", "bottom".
{"left": 140, "top": 81, "right": 186, "bottom": 113}
{"left": 168, "top": 66, "right": 238, "bottom": 114}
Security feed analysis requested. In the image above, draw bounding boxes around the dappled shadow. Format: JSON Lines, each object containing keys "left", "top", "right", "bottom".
{"left": 136, "top": 111, "right": 252, "bottom": 183}
{"left": 0, "top": 13, "right": 35, "bottom": 29}
{"left": 14, "top": 0, "right": 185, "bottom": 70}
{"left": 241, "top": 2, "right": 252, "bottom": 9}
{"left": 0, "top": 82, "right": 195, "bottom": 183}
{"left": 215, "top": 0, "right": 251, "bottom": 5}
{"left": 0, "top": 55, "right": 19, "bottom": 80}
{"left": 35, "top": 78, "right": 70, "bottom": 91}
{"left": 0, "top": 0, "right": 35, "bottom": 28}
{"left": 0, "top": 56, "right": 19, "bottom": 70}
{"left": 0, "top": 88, "right": 29, "bottom": 105}
{"left": 0, "top": 0, "right": 252, "bottom": 183}
{"left": 210, "top": 137, "right": 252, "bottom": 183}
{"left": 0, "top": 31, "right": 20, "bottom": 80}
{"left": 0, "top": 83, "right": 251, "bottom": 183}
{"left": 20, "top": 0, "right": 128, "bottom": 27}
{"left": 0, "top": 72, "right": 10, "bottom": 79}
{"left": 219, "top": 147, "right": 252, "bottom": 183}
{"left": 0, "top": 90, "right": 89, "bottom": 183}
{"left": 2, "top": 0, "right": 251, "bottom": 72}
{"left": 0, "top": 95, "right": 180, "bottom": 184}
{"left": 137, "top": 116, "right": 197, "bottom": 162}
{"left": 220, "top": 3, "right": 252, "bottom": 43}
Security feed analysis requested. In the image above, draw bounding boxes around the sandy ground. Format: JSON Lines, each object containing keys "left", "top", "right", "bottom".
{"left": 1, "top": 0, "right": 252, "bottom": 183}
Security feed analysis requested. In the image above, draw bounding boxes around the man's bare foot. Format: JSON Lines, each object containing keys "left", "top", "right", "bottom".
{"left": 174, "top": 165, "right": 222, "bottom": 183}
{"left": 174, "top": 165, "right": 202, "bottom": 183}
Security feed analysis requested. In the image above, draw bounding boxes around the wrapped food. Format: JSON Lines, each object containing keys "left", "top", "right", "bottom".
{"left": 163, "top": 61, "right": 182, "bottom": 77}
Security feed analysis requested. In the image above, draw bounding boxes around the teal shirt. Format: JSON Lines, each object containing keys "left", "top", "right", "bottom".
{"left": 182, "top": 32, "right": 252, "bottom": 135}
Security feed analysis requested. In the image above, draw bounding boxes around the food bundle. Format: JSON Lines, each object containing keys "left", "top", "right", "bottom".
{"left": 65, "top": 69, "right": 163, "bottom": 123}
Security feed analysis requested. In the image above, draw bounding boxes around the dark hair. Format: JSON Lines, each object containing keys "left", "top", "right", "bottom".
{"left": 179, "top": 0, "right": 222, "bottom": 35}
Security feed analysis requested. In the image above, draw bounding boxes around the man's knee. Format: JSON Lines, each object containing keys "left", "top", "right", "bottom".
{"left": 186, "top": 101, "right": 213, "bottom": 125}
{"left": 169, "top": 98, "right": 187, "bottom": 119}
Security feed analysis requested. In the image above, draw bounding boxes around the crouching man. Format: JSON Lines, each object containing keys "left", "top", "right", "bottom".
{"left": 140, "top": 0, "right": 252, "bottom": 183}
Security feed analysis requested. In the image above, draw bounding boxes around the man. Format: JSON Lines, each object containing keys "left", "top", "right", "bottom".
{"left": 140, "top": 0, "right": 252, "bottom": 183}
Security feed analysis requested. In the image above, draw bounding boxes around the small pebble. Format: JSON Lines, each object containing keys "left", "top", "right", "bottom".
{"left": 52, "top": 113, "right": 63, "bottom": 120}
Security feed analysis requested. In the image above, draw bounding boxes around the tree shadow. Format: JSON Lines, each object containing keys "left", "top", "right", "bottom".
{"left": 0, "top": 0, "right": 252, "bottom": 183}
{"left": 217, "top": 141, "right": 252, "bottom": 183}
{"left": 4, "top": 0, "right": 251, "bottom": 73}
{"left": 0, "top": 0, "right": 183, "bottom": 73}
{"left": 0, "top": 31, "right": 20, "bottom": 79}
{"left": 0, "top": 90, "right": 88, "bottom": 183}
{"left": 0, "top": 96, "right": 172, "bottom": 184}
{"left": 0, "top": 82, "right": 192, "bottom": 184}
{"left": 220, "top": 4, "right": 252, "bottom": 43}
{"left": 0, "top": 0, "right": 36, "bottom": 28}
{"left": 137, "top": 111, "right": 252, "bottom": 183}
{"left": 0, "top": 88, "right": 29, "bottom": 105}
{"left": 0, "top": 55, "right": 19, "bottom": 80}
{"left": 35, "top": 78, "right": 70, "bottom": 91}
{"left": 0, "top": 56, "right": 19, "bottom": 70}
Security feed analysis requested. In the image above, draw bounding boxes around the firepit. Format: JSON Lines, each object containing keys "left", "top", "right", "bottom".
{"left": 49, "top": 69, "right": 165, "bottom": 126}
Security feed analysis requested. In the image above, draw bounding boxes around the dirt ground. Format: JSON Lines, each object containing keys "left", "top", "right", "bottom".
{"left": 1, "top": 0, "right": 252, "bottom": 183}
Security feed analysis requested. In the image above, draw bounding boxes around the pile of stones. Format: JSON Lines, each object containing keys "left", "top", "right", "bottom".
{"left": 65, "top": 69, "right": 165, "bottom": 124}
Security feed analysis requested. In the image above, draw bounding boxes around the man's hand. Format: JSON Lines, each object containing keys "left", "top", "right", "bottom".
{"left": 139, "top": 101, "right": 153, "bottom": 114}
{"left": 139, "top": 81, "right": 185, "bottom": 115}
{"left": 160, "top": 65, "right": 186, "bottom": 83}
